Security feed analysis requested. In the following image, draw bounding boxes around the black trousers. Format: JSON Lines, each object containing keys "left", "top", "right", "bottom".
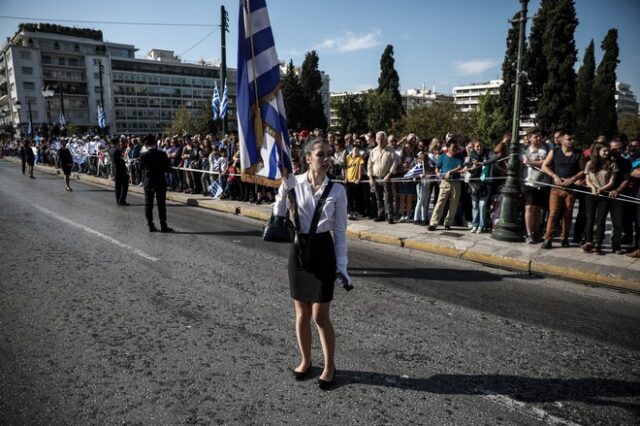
{"left": 584, "top": 194, "right": 610, "bottom": 246}
{"left": 144, "top": 188, "right": 167, "bottom": 228}
{"left": 115, "top": 175, "right": 129, "bottom": 204}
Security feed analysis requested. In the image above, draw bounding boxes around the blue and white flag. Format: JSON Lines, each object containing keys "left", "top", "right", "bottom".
{"left": 220, "top": 80, "right": 228, "bottom": 119}
{"left": 212, "top": 84, "right": 220, "bottom": 121}
{"left": 237, "top": 0, "right": 292, "bottom": 186}
{"left": 58, "top": 113, "right": 66, "bottom": 127}
{"left": 404, "top": 162, "right": 424, "bottom": 179}
{"left": 27, "top": 120, "right": 32, "bottom": 136}
{"left": 97, "top": 106, "right": 106, "bottom": 129}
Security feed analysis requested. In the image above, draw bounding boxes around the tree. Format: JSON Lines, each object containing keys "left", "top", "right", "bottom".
{"left": 575, "top": 40, "right": 596, "bottom": 147}
{"left": 498, "top": 12, "right": 522, "bottom": 132}
{"left": 165, "top": 106, "right": 199, "bottom": 136}
{"left": 592, "top": 29, "right": 620, "bottom": 139}
{"left": 401, "top": 102, "right": 474, "bottom": 141}
{"left": 618, "top": 113, "right": 640, "bottom": 139}
{"left": 365, "top": 90, "right": 399, "bottom": 133}
{"left": 535, "top": 0, "right": 579, "bottom": 135}
{"left": 524, "top": 0, "right": 551, "bottom": 115}
{"left": 281, "top": 60, "right": 305, "bottom": 131}
{"left": 299, "top": 51, "right": 327, "bottom": 130}
{"left": 377, "top": 45, "right": 403, "bottom": 113}
{"left": 473, "top": 94, "right": 503, "bottom": 144}
{"left": 331, "top": 93, "right": 368, "bottom": 135}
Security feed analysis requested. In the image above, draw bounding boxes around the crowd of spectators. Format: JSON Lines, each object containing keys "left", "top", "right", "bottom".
{"left": 2, "top": 126, "right": 639, "bottom": 257}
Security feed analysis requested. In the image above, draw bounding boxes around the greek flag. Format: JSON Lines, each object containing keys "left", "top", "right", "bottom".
{"left": 97, "top": 106, "right": 106, "bottom": 129}
{"left": 58, "top": 113, "right": 66, "bottom": 127}
{"left": 220, "top": 80, "right": 228, "bottom": 119}
{"left": 404, "top": 162, "right": 424, "bottom": 179}
{"left": 237, "top": 0, "right": 292, "bottom": 186}
{"left": 212, "top": 84, "right": 220, "bottom": 120}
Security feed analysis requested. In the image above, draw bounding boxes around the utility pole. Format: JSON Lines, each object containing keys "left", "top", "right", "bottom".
{"left": 220, "top": 5, "right": 229, "bottom": 134}
{"left": 492, "top": 0, "right": 529, "bottom": 242}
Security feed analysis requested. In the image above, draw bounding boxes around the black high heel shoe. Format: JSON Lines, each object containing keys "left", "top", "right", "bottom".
{"left": 317, "top": 371, "right": 336, "bottom": 390}
{"left": 293, "top": 364, "right": 312, "bottom": 381}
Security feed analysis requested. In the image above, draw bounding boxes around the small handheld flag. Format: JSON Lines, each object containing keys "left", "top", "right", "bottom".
{"left": 97, "top": 106, "right": 106, "bottom": 129}
{"left": 212, "top": 84, "right": 220, "bottom": 120}
{"left": 220, "top": 80, "right": 228, "bottom": 119}
{"left": 404, "top": 162, "right": 424, "bottom": 179}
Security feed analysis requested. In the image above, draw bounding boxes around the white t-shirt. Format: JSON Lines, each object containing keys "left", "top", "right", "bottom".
{"left": 520, "top": 145, "right": 550, "bottom": 188}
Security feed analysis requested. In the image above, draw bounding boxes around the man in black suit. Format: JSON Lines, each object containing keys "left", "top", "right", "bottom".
{"left": 139, "top": 134, "right": 174, "bottom": 233}
{"left": 109, "top": 137, "right": 129, "bottom": 206}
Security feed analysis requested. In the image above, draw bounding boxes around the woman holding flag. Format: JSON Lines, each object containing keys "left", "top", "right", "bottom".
{"left": 273, "top": 137, "right": 351, "bottom": 390}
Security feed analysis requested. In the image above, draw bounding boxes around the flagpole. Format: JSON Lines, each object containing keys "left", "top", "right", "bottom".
{"left": 220, "top": 5, "right": 229, "bottom": 135}
{"left": 244, "top": 0, "right": 264, "bottom": 150}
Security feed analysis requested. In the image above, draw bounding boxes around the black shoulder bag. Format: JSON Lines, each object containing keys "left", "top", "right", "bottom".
{"left": 294, "top": 181, "right": 334, "bottom": 271}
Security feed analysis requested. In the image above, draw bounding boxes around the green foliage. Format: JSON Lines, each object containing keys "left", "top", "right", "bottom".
{"left": 377, "top": 45, "right": 403, "bottom": 112}
{"left": 366, "top": 90, "right": 401, "bottom": 133}
{"left": 282, "top": 60, "right": 305, "bottom": 131}
{"left": 165, "top": 106, "right": 213, "bottom": 136}
{"left": 299, "top": 51, "right": 327, "bottom": 130}
{"left": 575, "top": 40, "right": 596, "bottom": 146}
{"left": 473, "top": 94, "right": 504, "bottom": 144}
{"left": 535, "top": 0, "right": 579, "bottom": 135}
{"left": 592, "top": 29, "right": 620, "bottom": 139}
{"left": 498, "top": 12, "right": 522, "bottom": 132}
{"left": 331, "top": 94, "right": 368, "bottom": 135}
{"left": 618, "top": 113, "right": 640, "bottom": 139}
{"left": 524, "top": 0, "right": 550, "bottom": 113}
{"left": 401, "top": 102, "right": 476, "bottom": 141}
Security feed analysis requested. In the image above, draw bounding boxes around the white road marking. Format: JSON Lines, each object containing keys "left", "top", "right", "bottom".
{"left": 475, "top": 388, "right": 581, "bottom": 426}
{"left": 32, "top": 204, "right": 159, "bottom": 262}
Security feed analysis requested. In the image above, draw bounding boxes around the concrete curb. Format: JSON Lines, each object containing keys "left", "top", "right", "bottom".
{"left": 7, "top": 157, "right": 639, "bottom": 292}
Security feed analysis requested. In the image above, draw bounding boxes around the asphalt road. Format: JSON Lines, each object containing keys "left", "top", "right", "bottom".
{"left": 1, "top": 160, "right": 639, "bottom": 425}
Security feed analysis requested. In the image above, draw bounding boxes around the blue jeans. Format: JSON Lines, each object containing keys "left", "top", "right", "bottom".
{"left": 471, "top": 186, "right": 491, "bottom": 229}
{"left": 414, "top": 182, "right": 432, "bottom": 222}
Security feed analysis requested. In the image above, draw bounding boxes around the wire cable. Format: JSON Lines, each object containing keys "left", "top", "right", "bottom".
{"left": 0, "top": 15, "right": 218, "bottom": 28}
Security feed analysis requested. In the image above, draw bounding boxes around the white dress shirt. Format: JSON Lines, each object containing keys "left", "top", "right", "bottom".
{"left": 273, "top": 172, "right": 348, "bottom": 271}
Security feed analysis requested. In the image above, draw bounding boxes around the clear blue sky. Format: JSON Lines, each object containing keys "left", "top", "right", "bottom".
{"left": 1, "top": 0, "right": 639, "bottom": 95}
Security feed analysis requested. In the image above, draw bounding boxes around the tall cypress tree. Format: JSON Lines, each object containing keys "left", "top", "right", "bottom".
{"left": 299, "top": 50, "right": 328, "bottom": 130}
{"left": 575, "top": 40, "right": 596, "bottom": 146}
{"left": 592, "top": 29, "right": 620, "bottom": 138}
{"left": 498, "top": 12, "right": 522, "bottom": 134}
{"left": 535, "top": 0, "right": 579, "bottom": 135}
{"left": 370, "top": 44, "right": 402, "bottom": 127}
{"left": 524, "top": 0, "right": 551, "bottom": 115}
{"left": 282, "top": 60, "right": 304, "bottom": 131}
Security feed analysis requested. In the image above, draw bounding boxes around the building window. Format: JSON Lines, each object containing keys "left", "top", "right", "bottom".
{"left": 54, "top": 42, "right": 60, "bottom": 50}
{"left": 23, "top": 81, "right": 35, "bottom": 90}
{"left": 22, "top": 66, "right": 33, "bottom": 75}
{"left": 68, "top": 58, "right": 80, "bottom": 67}
{"left": 19, "top": 51, "right": 31, "bottom": 60}
{"left": 74, "top": 44, "right": 80, "bottom": 52}
{"left": 58, "top": 57, "right": 65, "bottom": 66}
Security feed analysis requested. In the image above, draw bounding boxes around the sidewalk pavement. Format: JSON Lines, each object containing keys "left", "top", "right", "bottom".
{"left": 8, "top": 157, "right": 640, "bottom": 293}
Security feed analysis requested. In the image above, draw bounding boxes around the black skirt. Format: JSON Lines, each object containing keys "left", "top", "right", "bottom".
{"left": 288, "top": 232, "right": 336, "bottom": 303}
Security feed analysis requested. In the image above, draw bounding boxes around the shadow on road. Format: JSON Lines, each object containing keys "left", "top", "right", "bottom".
{"left": 172, "top": 230, "right": 262, "bottom": 237}
{"left": 333, "top": 371, "right": 640, "bottom": 413}
{"left": 349, "top": 267, "right": 503, "bottom": 282}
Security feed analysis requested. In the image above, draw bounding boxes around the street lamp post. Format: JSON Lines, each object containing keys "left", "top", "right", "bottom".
{"left": 27, "top": 98, "right": 33, "bottom": 136}
{"left": 14, "top": 101, "right": 22, "bottom": 136}
{"left": 492, "top": 0, "right": 529, "bottom": 243}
